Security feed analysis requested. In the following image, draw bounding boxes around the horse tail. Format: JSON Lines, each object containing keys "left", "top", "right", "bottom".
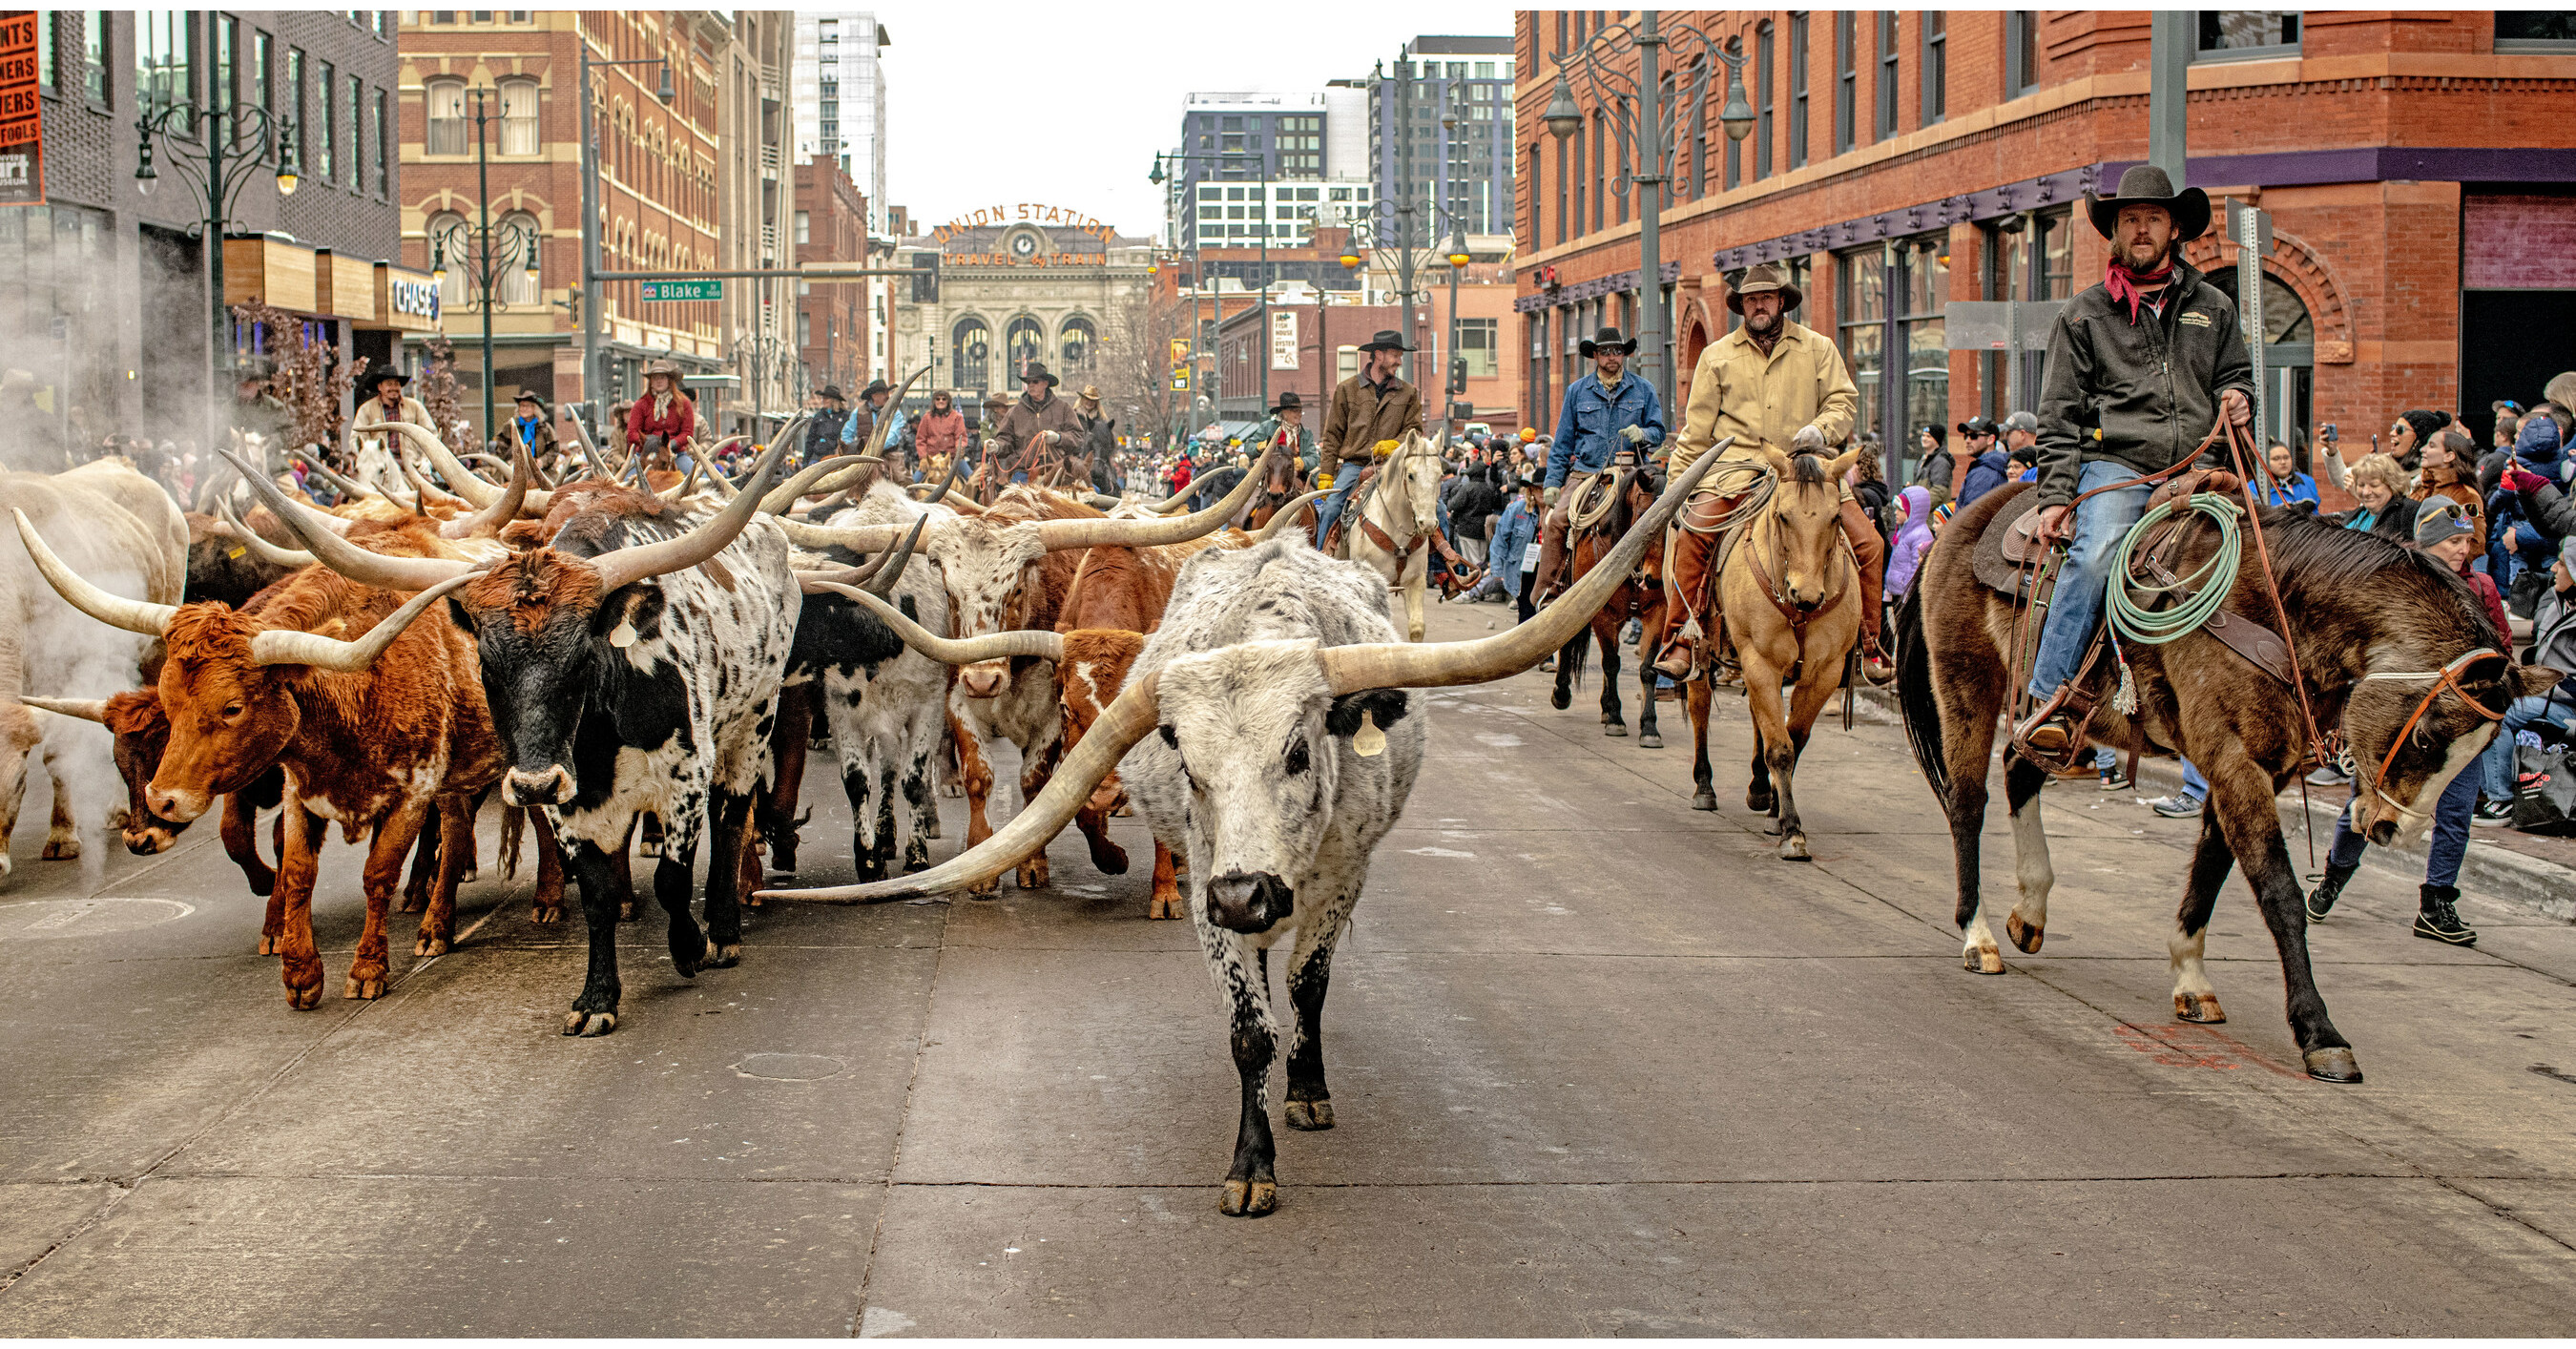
{"left": 1558, "top": 618, "right": 1590, "bottom": 690}
{"left": 1894, "top": 581, "right": 1949, "bottom": 807}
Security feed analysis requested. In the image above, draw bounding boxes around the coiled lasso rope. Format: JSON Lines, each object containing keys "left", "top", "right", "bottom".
{"left": 2107, "top": 493, "right": 2244, "bottom": 645}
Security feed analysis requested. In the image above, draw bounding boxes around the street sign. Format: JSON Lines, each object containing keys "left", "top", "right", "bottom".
{"left": 638, "top": 279, "right": 722, "bottom": 301}
{"left": 1169, "top": 337, "right": 1192, "bottom": 364}
{"left": 1171, "top": 369, "right": 1191, "bottom": 391}
{"left": 0, "top": 13, "right": 44, "bottom": 207}
{"left": 1270, "top": 311, "right": 1298, "bottom": 370}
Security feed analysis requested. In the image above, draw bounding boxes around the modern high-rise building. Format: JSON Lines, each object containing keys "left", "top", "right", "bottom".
{"left": 1373, "top": 35, "right": 1516, "bottom": 243}
{"left": 790, "top": 12, "right": 889, "bottom": 234}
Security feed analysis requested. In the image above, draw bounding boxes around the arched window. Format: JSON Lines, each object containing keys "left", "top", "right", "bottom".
{"left": 428, "top": 211, "right": 471, "bottom": 307}
{"left": 1058, "top": 316, "right": 1097, "bottom": 375}
{"left": 952, "top": 316, "right": 991, "bottom": 393}
{"left": 426, "top": 77, "right": 467, "bottom": 156}
{"left": 1005, "top": 316, "right": 1044, "bottom": 383}
{"left": 499, "top": 77, "right": 540, "bottom": 156}
{"left": 499, "top": 212, "right": 542, "bottom": 304}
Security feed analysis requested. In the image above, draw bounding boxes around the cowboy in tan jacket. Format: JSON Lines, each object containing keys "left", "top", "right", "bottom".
{"left": 1655, "top": 263, "right": 1888, "bottom": 681}
{"left": 1313, "top": 328, "right": 1424, "bottom": 546}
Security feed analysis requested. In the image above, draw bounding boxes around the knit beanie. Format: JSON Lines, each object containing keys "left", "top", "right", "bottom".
{"left": 2400, "top": 409, "right": 2447, "bottom": 447}
{"left": 2561, "top": 533, "right": 2576, "bottom": 575}
{"left": 2413, "top": 497, "right": 2475, "bottom": 550}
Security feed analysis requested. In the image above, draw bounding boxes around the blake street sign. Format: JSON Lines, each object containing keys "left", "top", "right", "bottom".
{"left": 639, "top": 279, "right": 721, "bottom": 301}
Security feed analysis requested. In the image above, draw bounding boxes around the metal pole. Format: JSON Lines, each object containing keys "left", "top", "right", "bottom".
{"left": 1447, "top": 245, "right": 1461, "bottom": 429}
{"left": 1258, "top": 205, "right": 1269, "bottom": 410}
{"left": 2149, "top": 10, "right": 2190, "bottom": 190}
{"left": 474, "top": 88, "right": 497, "bottom": 448}
{"left": 204, "top": 104, "right": 231, "bottom": 470}
{"left": 1635, "top": 11, "right": 1668, "bottom": 414}
{"left": 1396, "top": 52, "right": 1418, "bottom": 390}
{"left": 578, "top": 48, "right": 603, "bottom": 431}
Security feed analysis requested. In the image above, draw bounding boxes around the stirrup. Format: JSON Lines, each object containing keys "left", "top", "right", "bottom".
{"left": 2014, "top": 686, "right": 2083, "bottom": 757}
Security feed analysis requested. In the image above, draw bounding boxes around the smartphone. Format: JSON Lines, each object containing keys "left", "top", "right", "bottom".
{"left": 2319, "top": 423, "right": 2337, "bottom": 444}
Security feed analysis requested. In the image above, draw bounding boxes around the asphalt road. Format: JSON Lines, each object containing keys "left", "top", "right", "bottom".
{"left": 6, "top": 594, "right": 2576, "bottom": 1335}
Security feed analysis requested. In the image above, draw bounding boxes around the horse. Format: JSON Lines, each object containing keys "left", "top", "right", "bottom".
{"left": 1334, "top": 429, "right": 1447, "bottom": 642}
{"left": 1548, "top": 458, "right": 1671, "bottom": 747}
{"left": 1245, "top": 446, "right": 1308, "bottom": 532}
{"left": 1897, "top": 477, "right": 2558, "bottom": 1083}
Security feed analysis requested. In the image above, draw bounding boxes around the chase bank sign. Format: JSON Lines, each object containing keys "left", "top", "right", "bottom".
{"left": 389, "top": 276, "right": 440, "bottom": 322}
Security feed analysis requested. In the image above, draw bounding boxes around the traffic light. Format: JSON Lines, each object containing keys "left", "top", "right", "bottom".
{"left": 1449, "top": 356, "right": 1467, "bottom": 395}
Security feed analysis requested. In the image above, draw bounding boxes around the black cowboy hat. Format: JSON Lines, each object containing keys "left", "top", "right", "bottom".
{"left": 861, "top": 378, "right": 891, "bottom": 399}
{"left": 362, "top": 362, "right": 410, "bottom": 389}
{"left": 1578, "top": 325, "right": 1636, "bottom": 358}
{"left": 1726, "top": 262, "right": 1802, "bottom": 314}
{"left": 817, "top": 384, "right": 847, "bottom": 403}
{"left": 1020, "top": 362, "right": 1058, "bottom": 387}
{"left": 1271, "top": 390, "right": 1304, "bottom": 414}
{"left": 1357, "top": 329, "right": 1413, "bottom": 353}
{"left": 2085, "top": 163, "right": 2212, "bottom": 243}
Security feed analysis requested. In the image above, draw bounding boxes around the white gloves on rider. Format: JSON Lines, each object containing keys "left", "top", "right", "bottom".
{"left": 1791, "top": 425, "right": 1827, "bottom": 453}
{"left": 1618, "top": 425, "right": 1650, "bottom": 445}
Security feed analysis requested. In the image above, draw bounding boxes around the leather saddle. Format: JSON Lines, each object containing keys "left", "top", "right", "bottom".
{"left": 1319, "top": 465, "right": 1382, "bottom": 555}
{"left": 1969, "top": 483, "right": 2047, "bottom": 599}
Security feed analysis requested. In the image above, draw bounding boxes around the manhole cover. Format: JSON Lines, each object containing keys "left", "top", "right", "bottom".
{"left": 0, "top": 897, "right": 195, "bottom": 941}
{"left": 734, "top": 1052, "right": 846, "bottom": 1081}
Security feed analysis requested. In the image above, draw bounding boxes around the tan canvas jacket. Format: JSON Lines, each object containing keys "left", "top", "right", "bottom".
{"left": 1667, "top": 321, "right": 1859, "bottom": 475}
{"left": 1320, "top": 372, "right": 1424, "bottom": 464}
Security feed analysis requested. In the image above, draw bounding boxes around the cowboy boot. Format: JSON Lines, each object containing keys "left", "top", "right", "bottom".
{"left": 2305, "top": 860, "right": 2358, "bottom": 924}
{"left": 1840, "top": 499, "right": 1894, "bottom": 685}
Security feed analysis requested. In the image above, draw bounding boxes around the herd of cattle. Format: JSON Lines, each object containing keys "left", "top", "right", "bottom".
{"left": 2, "top": 377, "right": 1716, "bottom": 1214}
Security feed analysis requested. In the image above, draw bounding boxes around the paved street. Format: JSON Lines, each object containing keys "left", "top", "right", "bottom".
{"left": 6, "top": 595, "right": 2576, "bottom": 1335}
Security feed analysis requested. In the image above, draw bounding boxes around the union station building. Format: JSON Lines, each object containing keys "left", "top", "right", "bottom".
{"left": 884, "top": 205, "right": 1156, "bottom": 420}
{"left": 1513, "top": 10, "right": 2576, "bottom": 485}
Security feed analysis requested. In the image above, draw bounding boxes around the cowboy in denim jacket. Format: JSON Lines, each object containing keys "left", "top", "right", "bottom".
{"left": 1534, "top": 325, "right": 1666, "bottom": 594}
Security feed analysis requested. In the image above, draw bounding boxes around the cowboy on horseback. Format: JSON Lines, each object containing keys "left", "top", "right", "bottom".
{"left": 1535, "top": 324, "right": 1665, "bottom": 596}
{"left": 2016, "top": 165, "right": 2255, "bottom": 754}
{"left": 1313, "top": 330, "right": 1424, "bottom": 548}
{"left": 1651, "top": 263, "right": 1889, "bottom": 683}
{"left": 993, "top": 362, "right": 1089, "bottom": 489}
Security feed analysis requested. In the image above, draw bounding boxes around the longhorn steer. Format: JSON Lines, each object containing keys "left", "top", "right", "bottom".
{"left": 258, "top": 432, "right": 837, "bottom": 1036}
{"left": 769, "top": 448, "right": 1719, "bottom": 1214}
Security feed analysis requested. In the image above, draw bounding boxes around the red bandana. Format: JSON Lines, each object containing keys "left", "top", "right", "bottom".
{"left": 2104, "top": 257, "right": 2175, "bottom": 325}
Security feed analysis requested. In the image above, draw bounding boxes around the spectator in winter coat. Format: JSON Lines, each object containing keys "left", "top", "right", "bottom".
{"left": 1488, "top": 478, "right": 1543, "bottom": 604}
{"left": 2476, "top": 533, "right": 2576, "bottom": 823}
{"left": 2326, "top": 452, "right": 2416, "bottom": 545}
{"left": 2412, "top": 429, "right": 2486, "bottom": 549}
{"left": 2260, "top": 439, "right": 2320, "bottom": 508}
{"left": 2385, "top": 407, "right": 2446, "bottom": 472}
{"left": 1955, "top": 415, "right": 2014, "bottom": 508}
{"left": 1885, "top": 485, "right": 1936, "bottom": 600}
{"left": 2488, "top": 415, "right": 2568, "bottom": 583}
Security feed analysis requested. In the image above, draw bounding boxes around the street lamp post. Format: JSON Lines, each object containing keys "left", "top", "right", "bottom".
{"left": 431, "top": 85, "right": 544, "bottom": 449}
{"left": 578, "top": 46, "right": 675, "bottom": 435}
{"left": 134, "top": 87, "right": 300, "bottom": 467}
{"left": 1150, "top": 149, "right": 1258, "bottom": 435}
{"left": 1546, "top": 12, "right": 1755, "bottom": 416}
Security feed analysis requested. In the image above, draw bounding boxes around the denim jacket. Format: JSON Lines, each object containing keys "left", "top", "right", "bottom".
{"left": 1547, "top": 372, "right": 1667, "bottom": 488}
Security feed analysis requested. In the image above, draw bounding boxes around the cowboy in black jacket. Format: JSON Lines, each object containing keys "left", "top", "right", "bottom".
{"left": 2022, "top": 165, "right": 2254, "bottom": 751}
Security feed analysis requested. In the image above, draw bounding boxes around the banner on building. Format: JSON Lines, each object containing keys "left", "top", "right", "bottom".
{"left": 1270, "top": 310, "right": 1298, "bottom": 370}
{"left": 0, "top": 12, "right": 44, "bottom": 207}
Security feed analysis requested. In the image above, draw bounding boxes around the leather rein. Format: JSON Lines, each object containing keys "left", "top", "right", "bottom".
{"left": 1743, "top": 489, "right": 1854, "bottom": 634}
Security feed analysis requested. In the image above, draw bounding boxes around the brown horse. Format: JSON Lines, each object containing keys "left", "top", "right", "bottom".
{"left": 1687, "top": 447, "right": 1860, "bottom": 860}
{"left": 1897, "top": 480, "right": 2558, "bottom": 1082}
{"left": 1244, "top": 450, "right": 1308, "bottom": 532}
{"left": 1550, "top": 461, "right": 1671, "bottom": 746}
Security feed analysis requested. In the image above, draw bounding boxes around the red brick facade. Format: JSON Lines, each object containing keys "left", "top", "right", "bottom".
{"left": 794, "top": 155, "right": 871, "bottom": 396}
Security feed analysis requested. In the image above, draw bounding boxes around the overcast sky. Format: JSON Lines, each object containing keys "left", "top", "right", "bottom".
{"left": 877, "top": 4, "right": 1516, "bottom": 239}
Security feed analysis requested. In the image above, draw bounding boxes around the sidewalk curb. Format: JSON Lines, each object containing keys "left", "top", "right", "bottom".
{"left": 1848, "top": 685, "right": 2576, "bottom": 924}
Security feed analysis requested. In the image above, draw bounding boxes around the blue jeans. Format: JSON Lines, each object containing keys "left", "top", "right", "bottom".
{"left": 2329, "top": 761, "right": 2478, "bottom": 887}
{"left": 2028, "top": 460, "right": 2155, "bottom": 701}
{"left": 2180, "top": 760, "right": 2209, "bottom": 803}
{"left": 2480, "top": 694, "right": 2574, "bottom": 801}
{"left": 1313, "top": 467, "right": 1364, "bottom": 547}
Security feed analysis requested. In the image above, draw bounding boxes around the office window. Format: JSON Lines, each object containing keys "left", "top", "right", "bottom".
{"left": 1877, "top": 12, "right": 1900, "bottom": 140}
{"left": 1838, "top": 249, "right": 1885, "bottom": 460}
{"left": 318, "top": 61, "right": 336, "bottom": 182}
{"left": 136, "top": 11, "right": 191, "bottom": 117}
{"left": 429, "top": 212, "right": 471, "bottom": 306}
{"left": 251, "top": 31, "right": 271, "bottom": 142}
{"left": 373, "top": 88, "right": 388, "bottom": 194}
{"left": 343, "top": 74, "right": 362, "bottom": 187}
{"left": 287, "top": 49, "right": 306, "bottom": 170}
{"left": 499, "top": 76, "right": 539, "bottom": 155}
{"left": 1457, "top": 319, "right": 1498, "bottom": 378}
{"left": 1590, "top": 111, "right": 1605, "bottom": 234}
{"left": 426, "top": 77, "right": 466, "bottom": 155}
{"left": 2196, "top": 11, "right": 2301, "bottom": 59}
{"left": 2496, "top": 12, "right": 2576, "bottom": 50}
{"left": 34, "top": 12, "right": 52, "bottom": 90}
{"left": 1922, "top": 12, "right": 1945, "bottom": 123}
{"left": 1788, "top": 13, "right": 1809, "bottom": 168}
{"left": 81, "top": 10, "right": 105, "bottom": 103}
{"left": 1833, "top": 12, "right": 1855, "bottom": 155}
{"left": 499, "top": 212, "right": 541, "bottom": 303}
{"left": 212, "top": 17, "right": 234, "bottom": 116}
{"left": 1755, "top": 22, "right": 1775, "bottom": 179}
{"left": 2006, "top": 11, "right": 2042, "bottom": 96}
{"left": 795, "top": 210, "right": 809, "bottom": 245}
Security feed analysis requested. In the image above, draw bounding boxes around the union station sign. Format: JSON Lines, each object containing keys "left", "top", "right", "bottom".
{"left": 930, "top": 204, "right": 1121, "bottom": 265}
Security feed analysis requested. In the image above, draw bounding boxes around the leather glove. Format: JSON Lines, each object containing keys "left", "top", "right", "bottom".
{"left": 1618, "top": 425, "right": 1649, "bottom": 445}
{"left": 1543, "top": 486, "right": 1561, "bottom": 507}
{"left": 1791, "top": 425, "right": 1827, "bottom": 453}
{"left": 2503, "top": 464, "right": 2547, "bottom": 494}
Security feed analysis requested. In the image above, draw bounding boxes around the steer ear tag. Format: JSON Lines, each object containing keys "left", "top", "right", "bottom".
{"left": 609, "top": 618, "right": 637, "bottom": 648}
{"left": 1352, "top": 719, "right": 1386, "bottom": 758}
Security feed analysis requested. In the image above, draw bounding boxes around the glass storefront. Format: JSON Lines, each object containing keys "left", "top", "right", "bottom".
{"left": 0, "top": 206, "right": 116, "bottom": 458}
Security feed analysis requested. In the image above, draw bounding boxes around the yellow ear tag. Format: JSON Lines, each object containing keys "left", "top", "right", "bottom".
{"left": 609, "top": 619, "right": 637, "bottom": 648}
{"left": 1352, "top": 719, "right": 1386, "bottom": 758}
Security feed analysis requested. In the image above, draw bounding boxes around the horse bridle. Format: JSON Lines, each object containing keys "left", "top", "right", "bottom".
{"left": 1745, "top": 487, "right": 1854, "bottom": 634}
{"left": 2354, "top": 647, "right": 2509, "bottom": 823}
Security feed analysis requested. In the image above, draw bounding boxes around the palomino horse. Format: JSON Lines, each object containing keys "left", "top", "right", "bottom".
{"left": 1549, "top": 459, "right": 1671, "bottom": 746}
{"left": 1898, "top": 478, "right": 2557, "bottom": 1082}
{"left": 1684, "top": 446, "right": 1862, "bottom": 860}
{"left": 1336, "top": 429, "right": 1447, "bottom": 642}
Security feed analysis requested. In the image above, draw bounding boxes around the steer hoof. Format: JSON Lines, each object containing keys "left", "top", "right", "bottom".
{"left": 1284, "top": 1099, "right": 1334, "bottom": 1131}
{"left": 2303, "top": 1046, "right": 2363, "bottom": 1083}
{"left": 256, "top": 934, "right": 280, "bottom": 956}
{"left": 2006, "top": 912, "right": 2045, "bottom": 954}
{"left": 282, "top": 961, "right": 325, "bottom": 1009}
{"left": 966, "top": 877, "right": 999, "bottom": 900}
{"left": 1015, "top": 858, "right": 1049, "bottom": 890}
{"left": 1776, "top": 833, "right": 1811, "bottom": 861}
{"left": 2173, "top": 991, "right": 2227, "bottom": 1024}
{"left": 414, "top": 935, "right": 449, "bottom": 958}
{"left": 41, "top": 837, "right": 78, "bottom": 861}
{"left": 397, "top": 893, "right": 426, "bottom": 914}
{"left": 618, "top": 899, "right": 639, "bottom": 923}
{"left": 1219, "top": 1178, "right": 1278, "bottom": 1217}
{"left": 1965, "top": 946, "right": 2005, "bottom": 975}
{"left": 1638, "top": 732, "right": 1662, "bottom": 749}
{"left": 1148, "top": 894, "right": 1184, "bottom": 921}
{"left": 563, "top": 1010, "right": 618, "bottom": 1037}
{"left": 344, "top": 973, "right": 387, "bottom": 1000}
{"left": 530, "top": 902, "right": 562, "bottom": 925}
{"left": 705, "top": 943, "right": 741, "bottom": 968}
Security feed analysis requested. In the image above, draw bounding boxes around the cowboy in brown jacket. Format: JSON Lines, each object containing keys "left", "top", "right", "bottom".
{"left": 1313, "top": 328, "right": 1425, "bottom": 546}
{"left": 993, "top": 362, "right": 1089, "bottom": 488}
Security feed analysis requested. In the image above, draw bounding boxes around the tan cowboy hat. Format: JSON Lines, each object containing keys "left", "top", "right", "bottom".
{"left": 643, "top": 359, "right": 684, "bottom": 380}
{"left": 2085, "top": 164, "right": 2212, "bottom": 242}
{"left": 1078, "top": 384, "right": 1103, "bottom": 404}
{"left": 1726, "top": 263, "right": 1802, "bottom": 314}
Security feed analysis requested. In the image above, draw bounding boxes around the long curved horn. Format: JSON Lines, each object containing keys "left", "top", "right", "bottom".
{"left": 759, "top": 672, "right": 1158, "bottom": 903}
{"left": 1030, "top": 459, "right": 1264, "bottom": 551}
{"left": 441, "top": 438, "right": 531, "bottom": 539}
{"left": 191, "top": 457, "right": 234, "bottom": 514}
{"left": 1318, "top": 440, "right": 1729, "bottom": 694}
{"left": 247, "top": 572, "right": 482, "bottom": 671}
{"left": 940, "top": 489, "right": 985, "bottom": 515}
{"left": 565, "top": 417, "right": 613, "bottom": 482}
{"left": 910, "top": 453, "right": 966, "bottom": 504}
{"left": 217, "top": 498, "right": 316, "bottom": 569}
{"left": 1251, "top": 488, "right": 1328, "bottom": 543}
{"left": 657, "top": 461, "right": 703, "bottom": 505}
{"left": 20, "top": 695, "right": 107, "bottom": 724}
{"left": 292, "top": 451, "right": 370, "bottom": 502}
{"left": 587, "top": 431, "right": 798, "bottom": 594}
{"left": 864, "top": 512, "right": 926, "bottom": 595}
{"left": 774, "top": 513, "right": 918, "bottom": 555}
{"left": 226, "top": 449, "right": 477, "bottom": 591}
{"left": 396, "top": 446, "right": 467, "bottom": 511}
{"left": 831, "top": 585, "right": 1063, "bottom": 666}
{"left": 12, "top": 508, "right": 180, "bottom": 636}
{"left": 382, "top": 421, "right": 501, "bottom": 508}
{"left": 1082, "top": 493, "right": 1123, "bottom": 510}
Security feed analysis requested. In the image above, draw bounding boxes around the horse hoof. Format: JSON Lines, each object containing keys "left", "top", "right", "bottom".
{"left": 2302, "top": 1046, "right": 2363, "bottom": 1083}
{"left": 1284, "top": 1098, "right": 1335, "bottom": 1131}
{"left": 1639, "top": 733, "right": 1662, "bottom": 749}
{"left": 1691, "top": 790, "right": 1718, "bottom": 812}
{"left": 705, "top": 943, "right": 741, "bottom": 969}
{"left": 563, "top": 1010, "right": 617, "bottom": 1037}
{"left": 1747, "top": 791, "right": 1775, "bottom": 815}
{"left": 1965, "top": 947, "right": 2005, "bottom": 975}
{"left": 1604, "top": 722, "right": 1627, "bottom": 737}
{"left": 1776, "top": 835, "right": 1811, "bottom": 861}
{"left": 2173, "top": 991, "right": 2227, "bottom": 1024}
{"left": 1219, "top": 1178, "right": 1278, "bottom": 1217}
{"left": 2006, "top": 912, "right": 2045, "bottom": 954}
{"left": 1550, "top": 688, "right": 1571, "bottom": 711}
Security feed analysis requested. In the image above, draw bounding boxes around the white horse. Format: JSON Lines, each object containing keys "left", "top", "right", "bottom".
{"left": 1334, "top": 429, "right": 1448, "bottom": 642}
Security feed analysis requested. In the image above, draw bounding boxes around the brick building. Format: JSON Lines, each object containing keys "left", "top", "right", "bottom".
{"left": 1514, "top": 10, "right": 2576, "bottom": 484}
{"left": 793, "top": 153, "right": 870, "bottom": 396}
{"left": 17, "top": 11, "right": 426, "bottom": 451}
{"left": 399, "top": 10, "right": 794, "bottom": 441}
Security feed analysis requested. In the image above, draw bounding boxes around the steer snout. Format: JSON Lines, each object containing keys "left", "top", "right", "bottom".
{"left": 958, "top": 659, "right": 1009, "bottom": 699}
{"left": 144, "top": 783, "right": 211, "bottom": 824}
{"left": 1206, "top": 870, "right": 1297, "bottom": 933}
{"left": 503, "top": 765, "right": 574, "bottom": 807}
